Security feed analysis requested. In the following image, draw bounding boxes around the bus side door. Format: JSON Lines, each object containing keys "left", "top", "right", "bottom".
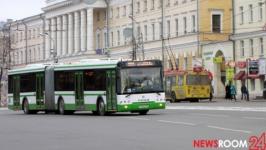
{"left": 75, "top": 72, "right": 84, "bottom": 110}
{"left": 13, "top": 75, "right": 20, "bottom": 109}
{"left": 176, "top": 75, "right": 186, "bottom": 99}
{"left": 106, "top": 70, "right": 117, "bottom": 111}
{"left": 36, "top": 73, "right": 44, "bottom": 109}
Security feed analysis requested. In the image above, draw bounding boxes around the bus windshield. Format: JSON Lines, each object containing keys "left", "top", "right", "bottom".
{"left": 186, "top": 75, "right": 210, "bottom": 85}
{"left": 119, "top": 67, "right": 163, "bottom": 94}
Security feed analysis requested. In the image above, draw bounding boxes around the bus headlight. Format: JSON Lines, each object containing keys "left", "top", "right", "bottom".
{"left": 124, "top": 105, "right": 128, "bottom": 109}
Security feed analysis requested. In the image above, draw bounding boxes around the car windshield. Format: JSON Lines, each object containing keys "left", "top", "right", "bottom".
{"left": 119, "top": 67, "right": 163, "bottom": 94}
{"left": 186, "top": 75, "right": 210, "bottom": 85}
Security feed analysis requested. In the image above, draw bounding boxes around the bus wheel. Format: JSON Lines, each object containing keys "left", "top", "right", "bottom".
{"left": 58, "top": 99, "right": 65, "bottom": 115}
{"left": 23, "top": 100, "right": 30, "bottom": 114}
{"left": 97, "top": 99, "right": 106, "bottom": 116}
{"left": 139, "top": 110, "right": 149, "bottom": 115}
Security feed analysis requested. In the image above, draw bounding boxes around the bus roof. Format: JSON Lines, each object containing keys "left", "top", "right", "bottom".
{"left": 8, "top": 59, "right": 120, "bottom": 75}
{"left": 8, "top": 59, "right": 162, "bottom": 75}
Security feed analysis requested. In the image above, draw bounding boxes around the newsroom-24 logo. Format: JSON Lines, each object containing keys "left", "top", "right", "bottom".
{"left": 193, "top": 132, "right": 266, "bottom": 150}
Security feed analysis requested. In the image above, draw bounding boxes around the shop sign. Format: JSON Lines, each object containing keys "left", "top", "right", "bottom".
{"left": 259, "top": 58, "right": 266, "bottom": 75}
{"left": 213, "top": 57, "right": 223, "bottom": 63}
{"left": 248, "top": 60, "right": 259, "bottom": 75}
{"left": 192, "top": 58, "right": 203, "bottom": 68}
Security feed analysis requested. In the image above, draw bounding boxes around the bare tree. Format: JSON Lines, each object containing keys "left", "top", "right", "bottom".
{"left": 0, "top": 24, "right": 11, "bottom": 107}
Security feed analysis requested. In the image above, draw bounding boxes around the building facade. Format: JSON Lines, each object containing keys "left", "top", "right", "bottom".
{"left": 232, "top": 0, "right": 266, "bottom": 97}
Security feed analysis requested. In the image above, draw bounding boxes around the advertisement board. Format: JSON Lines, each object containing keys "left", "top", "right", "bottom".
{"left": 248, "top": 60, "right": 259, "bottom": 76}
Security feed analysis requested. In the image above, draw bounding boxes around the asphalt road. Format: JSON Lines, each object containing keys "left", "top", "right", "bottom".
{"left": 0, "top": 100, "right": 265, "bottom": 150}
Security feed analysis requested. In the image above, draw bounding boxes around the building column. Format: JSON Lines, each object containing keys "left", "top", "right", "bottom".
{"left": 87, "top": 8, "right": 94, "bottom": 53}
{"left": 45, "top": 19, "right": 51, "bottom": 60}
{"left": 56, "top": 16, "right": 62, "bottom": 57}
{"left": 62, "top": 15, "right": 68, "bottom": 56}
{"left": 74, "top": 11, "right": 80, "bottom": 53}
{"left": 81, "top": 9, "right": 87, "bottom": 51}
{"left": 68, "top": 13, "right": 74, "bottom": 55}
{"left": 51, "top": 18, "right": 57, "bottom": 59}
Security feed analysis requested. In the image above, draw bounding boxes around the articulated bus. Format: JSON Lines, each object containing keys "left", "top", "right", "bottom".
{"left": 165, "top": 69, "right": 211, "bottom": 102}
{"left": 8, "top": 59, "right": 165, "bottom": 115}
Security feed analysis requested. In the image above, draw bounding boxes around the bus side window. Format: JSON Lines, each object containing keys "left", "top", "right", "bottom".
{"left": 178, "top": 75, "right": 184, "bottom": 86}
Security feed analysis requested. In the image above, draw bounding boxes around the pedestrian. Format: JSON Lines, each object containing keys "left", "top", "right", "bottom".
{"left": 230, "top": 83, "right": 237, "bottom": 101}
{"left": 225, "top": 83, "right": 231, "bottom": 100}
{"left": 210, "top": 80, "right": 214, "bottom": 102}
{"left": 241, "top": 83, "right": 248, "bottom": 100}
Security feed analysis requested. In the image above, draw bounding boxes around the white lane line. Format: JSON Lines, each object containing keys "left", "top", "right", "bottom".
{"left": 157, "top": 120, "right": 196, "bottom": 126}
{"left": 190, "top": 113, "right": 229, "bottom": 118}
{"left": 167, "top": 106, "right": 266, "bottom": 112}
{"left": 123, "top": 117, "right": 150, "bottom": 121}
{"left": 207, "top": 125, "right": 251, "bottom": 134}
{"left": 243, "top": 117, "right": 266, "bottom": 120}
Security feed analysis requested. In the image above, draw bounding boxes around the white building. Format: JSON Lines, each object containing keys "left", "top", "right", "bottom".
{"left": 232, "top": 0, "right": 266, "bottom": 98}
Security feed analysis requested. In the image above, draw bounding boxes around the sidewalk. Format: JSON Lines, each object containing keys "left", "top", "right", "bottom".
{"left": 0, "top": 107, "right": 8, "bottom": 111}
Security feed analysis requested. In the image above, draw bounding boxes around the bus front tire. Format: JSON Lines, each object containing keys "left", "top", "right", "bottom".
{"left": 139, "top": 110, "right": 149, "bottom": 115}
{"left": 97, "top": 99, "right": 106, "bottom": 116}
{"left": 23, "top": 100, "right": 36, "bottom": 114}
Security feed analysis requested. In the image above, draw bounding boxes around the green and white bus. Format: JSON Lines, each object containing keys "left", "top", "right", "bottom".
{"left": 8, "top": 59, "right": 165, "bottom": 115}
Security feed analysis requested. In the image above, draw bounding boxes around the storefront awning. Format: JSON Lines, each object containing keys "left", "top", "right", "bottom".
{"left": 234, "top": 71, "right": 245, "bottom": 80}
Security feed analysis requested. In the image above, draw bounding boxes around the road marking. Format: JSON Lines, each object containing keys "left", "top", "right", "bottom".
{"left": 242, "top": 117, "right": 266, "bottom": 120}
{"left": 167, "top": 106, "right": 266, "bottom": 112}
{"left": 157, "top": 120, "right": 196, "bottom": 126}
{"left": 207, "top": 125, "right": 251, "bottom": 134}
{"left": 123, "top": 117, "right": 150, "bottom": 121}
{"left": 190, "top": 113, "right": 229, "bottom": 118}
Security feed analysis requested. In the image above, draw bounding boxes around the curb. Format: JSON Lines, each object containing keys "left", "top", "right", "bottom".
{"left": 0, "top": 108, "right": 8, "bottom": 111}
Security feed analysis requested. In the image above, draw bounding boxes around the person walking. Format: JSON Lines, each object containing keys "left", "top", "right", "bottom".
{"left": 241, "top": 83, "right": 248, "bottom": 100}
{"left": 230, "top": 83, "right": 237, "bottom": 101}
{"left": 225, "top": 83, "right": 231, "bottom": 100}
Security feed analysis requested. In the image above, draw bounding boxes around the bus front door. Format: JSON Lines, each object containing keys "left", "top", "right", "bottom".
{"left": 75, "top": 72, "right": 84, "bottom": 110}
{"left": 13, "top": 75, "right": 20, "bottom": 109}
{"left": 106, "top": 70, "right": 117, "bottom": 111}
{"left": 36, "top": 73, "right": 44, "bottom": 109}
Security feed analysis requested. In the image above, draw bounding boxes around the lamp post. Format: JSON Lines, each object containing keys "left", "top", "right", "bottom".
{"left": 40, "top": 33, "right": 57, "bottom": 63}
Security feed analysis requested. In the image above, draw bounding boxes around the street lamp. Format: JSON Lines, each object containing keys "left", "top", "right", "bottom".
{"left": 39, "top": 32, "right": 57, "bottom": 63}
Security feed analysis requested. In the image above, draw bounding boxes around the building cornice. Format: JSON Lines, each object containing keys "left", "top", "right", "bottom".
{"left": 231, "top": 30, "right": 266, "bottom": 40}
{"left": 42, "top": 0, "right": 72, "bottom": 12}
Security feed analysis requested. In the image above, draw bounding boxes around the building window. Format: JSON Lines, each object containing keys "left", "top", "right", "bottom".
{"left": 144, "top": 25, "right": 148, "bottom": 41}
{"left": 144, "top": 0, "right": 148, "bottom": 12}
{"left": 241, "top": 40, "right": 245, "bottom": 57}
{"left": 240, "top": 6, "right": 244, "bottom": 24}
{"left": 159, "top": 22, "right": 162, "bottom": 39}
{"left": 167, "top": 20, "right": 171, "bottom": 37}
{"left": 110, "top": 8, "right": 113, "bottom": 19}
{"left": 104, "top": 32, "right": 107, "bottom": 48}
{"left": 249, "top": 4, "right": 253, "bottom": 22}
{"left": 137, "top": 26, "right": 141, "bottom": 38}
{"left": 116, "top": 7, "right": 120, "bottom": 18}
{"left": 96, "top": 33, "right": 101, "bottom": 49}
{"left": 175, "top": 19, "right": 179, "bottom": 37}
{"left": 158, "top": 0, "right": 162, "bottom": 9}
{"left": 174, "top": 0, "right": 179, "bottom": 5}
{"left": 259, "top": 3, "right": 263, "bottom": 21}
{"left": 136, "top": 2, "right": 140, "bottom": 13}
{"left": 166, "top": 0, "right": 170, "bottom": 7}
{"left": 123, "top": 6, "right": 127, "bottom": 17}
{"left": 260, "top": 38, "right": 264, "bottom": 55}
{"left": 111, "top": 32, "right": 114, "bottom": 47}
{"left": 152, "top": 24, "right": 155, "bottom": 40}
{"left": 183, "top": 17, "right": 187, "bottom": 34}
{"left": 151, "top": 0, "right": 155, "bottom": 10}
{"left": 192, "top": 15, "right": 196, "bottom": 33}
{"left": 117, "top": 30, "right": 120, "bottom": 46}
{"left": 250, "top": 39, "right": 254, "bottom": 57}
{"left": 212, "top": 14, "right": 221, "bottom": 33}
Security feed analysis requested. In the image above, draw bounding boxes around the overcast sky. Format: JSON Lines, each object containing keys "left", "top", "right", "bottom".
{"left": 0, "top": 0, "right": 45, "bottom": 21}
